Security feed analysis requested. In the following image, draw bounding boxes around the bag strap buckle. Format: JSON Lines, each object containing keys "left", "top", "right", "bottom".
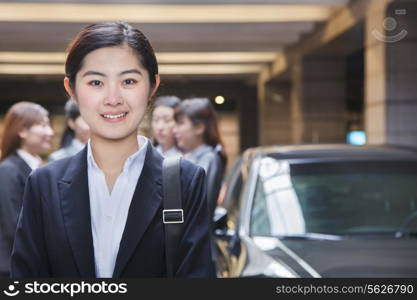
{"left": 163, "top": 209, "right": 184, "bottom": 224}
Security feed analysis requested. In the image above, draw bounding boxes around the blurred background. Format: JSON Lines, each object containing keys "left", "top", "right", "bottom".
{"left": 0, "top": 0, "right": 416, "bottom": 168}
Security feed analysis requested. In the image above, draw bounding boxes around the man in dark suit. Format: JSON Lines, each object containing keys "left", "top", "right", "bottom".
{"left": 11, "top": 143, "right": 215, "bottom": 278}
{"left": 0, "top": 154, "right": 32, "bottom": 277}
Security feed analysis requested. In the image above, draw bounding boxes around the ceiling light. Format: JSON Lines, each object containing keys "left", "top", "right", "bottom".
{"left": 215, "top": 96, "right": 225, "bottom": 105}
{"left": 0, "top": 3, "right": 340, "bottom": 23}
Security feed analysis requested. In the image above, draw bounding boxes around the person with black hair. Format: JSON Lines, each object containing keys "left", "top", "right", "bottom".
{"left": 151, "top": 95, "right": 182, "bottom": 157}
{"left": 174, "top": 98, "right": 227, "bottom": 220}
{"left": 11, "top": 21, "right": 214, "bottom": 278}
{"left": 48, "top": 99, "right": 89, "bottom": 161}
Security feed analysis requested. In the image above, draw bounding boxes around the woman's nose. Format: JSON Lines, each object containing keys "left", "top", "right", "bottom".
{"left": 172, "top": 126, "right": 178, "bottom": 135}
{"left": 104, "top": 85, "right": 123, "bottom": 106}
{"left": 47, "top": 126, "right": 54, "bottom": 137}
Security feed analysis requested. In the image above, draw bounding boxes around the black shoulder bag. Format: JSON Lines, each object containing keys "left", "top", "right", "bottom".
{"left": 162, "top": 156, "right": 184, "bottom": 278}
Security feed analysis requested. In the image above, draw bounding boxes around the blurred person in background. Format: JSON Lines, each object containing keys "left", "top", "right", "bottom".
{"left": 174, "top": 98, "right": 227, "bottom": 220}
{"left": 151, "top": 95, "right": 182, "bottom": 157}
{"left": 0, "top": 101, "right": 53, "bottom": 277}
{"left": 49, "top": 98, "right": 90, "bottom": 161}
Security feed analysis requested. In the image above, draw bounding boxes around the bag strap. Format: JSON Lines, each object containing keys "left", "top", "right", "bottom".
{"left": 162, "top": 156, "right": 184, "bottom": 278}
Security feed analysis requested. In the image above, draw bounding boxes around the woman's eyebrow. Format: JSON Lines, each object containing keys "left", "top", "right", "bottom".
{"left": 81, "top": 69, "right": 142, "bottom": 77}
{"left": 120, "top": 69, "right": 142, "bottom": 76}
{"left": 82, "top": 70, "right": 105, "bottom": 77}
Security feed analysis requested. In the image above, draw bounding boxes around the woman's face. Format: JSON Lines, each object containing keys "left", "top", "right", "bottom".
{"left": 68, "top": 115, "right": 90, "bottom": 144}
{"left": 174, "top": 115, "right": 204, "bottom": 153}
{"left": 151, "top": 105, "right": 176, "bottom": 149}
{"left": 68, "top": 45, "right": 159, "bottom": 143}
{"left": 20, "top": 116, "right": 54, "bottom": 155}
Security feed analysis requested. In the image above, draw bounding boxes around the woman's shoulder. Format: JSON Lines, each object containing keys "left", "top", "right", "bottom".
{"left": 193, "top": 146, "right": 216, "bottom": 172}
{"left": 33, "top": 155, "right": 74, "bottom": 180}
{"left": 200, "top": 149, "right": 216, "bottom": 161}
{"left": 0, "top": 155, "right": 23, "bottom": 174}
{"left": 179, "top": 157, "right": 203, "bottom": 174}
{"left": 0, "top": 155, "right": 15, "bottom": 168}
{"left": 179, "top": 157, "right": 205, "bottom": 178}
{"left": 0, "top": 158, "right": 20, "bottom": 181}
{"left": 48, "top": 148, "right": 67, "bottom": 162}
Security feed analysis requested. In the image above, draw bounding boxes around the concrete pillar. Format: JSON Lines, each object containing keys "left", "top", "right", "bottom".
{"left": 290, "top": 56, "right": 347, "bottom": 144}
{"left": 291, "top": 58, "right": 304, "bottom": 144}
{"left": 238, "top": 85, "right": 258, "bottom": 151}
{"left": 258, "top": 78, "right": 292, "bottom": 146}
{"left": 365, "top": 0, "right": 417, "bottom": 146}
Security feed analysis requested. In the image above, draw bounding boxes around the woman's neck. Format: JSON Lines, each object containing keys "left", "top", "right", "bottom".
{"left": 161, "top": 141, "right": 174, "bottom": 153}
{"left": 19, "top": 144, "right": 39, "bottom": 157}
{"left": 186, "top": 142, "right": 206, "bottom": 154}
{"left": 90, "top": 133, "right": 139, "bottom": 175}
{"left": 185, "top": 135, "right": 205, "bottom": 153}
{"left": 74, "top": 134, "right": 88, "bottom": 144}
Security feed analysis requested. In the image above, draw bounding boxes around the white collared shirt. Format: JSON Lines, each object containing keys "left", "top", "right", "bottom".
{"left": 87, "top": 136, "right": 148, "bottom": 278}
{"left": 16, "top": 149, "right": 42, "bottom": 170}
{"left": 156, "top": 145, "right": 182, "bottom": 158}
{"left": 71, "top": 138, "right": 85, "bottom": 152}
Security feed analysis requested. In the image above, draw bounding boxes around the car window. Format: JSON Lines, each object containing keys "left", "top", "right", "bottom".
{"left": 250, "top": 176, "right": 271, "bottom": 236}
{"left": 222, "top": 157, "right": 243, "bottom": 211}
{"left": 249, "top": 157, "right": 417, "bottom": 237}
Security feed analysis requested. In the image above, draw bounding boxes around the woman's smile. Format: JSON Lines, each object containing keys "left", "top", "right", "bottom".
{"left": 101, "top": 112, "right": 129, "bottom": 122}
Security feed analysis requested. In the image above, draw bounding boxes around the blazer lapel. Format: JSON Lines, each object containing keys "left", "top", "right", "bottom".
{"left": 112, "top": 143, "right": 163, "bottom": 277}
{"left": 58, "top": 148, "right": 96, "bottom": 277}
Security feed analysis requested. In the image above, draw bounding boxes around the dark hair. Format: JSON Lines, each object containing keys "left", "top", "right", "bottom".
{"left": 174, "top": 98, "right": 225, "bottom": 153}
{"left": 65, "top": 21, "right": 158, "bottom": 88}
{"left": 60, "top": 99, "right": 81, "bottom": 148}
{"left": 1, "top": 102, "right": 48, "bottom": 160}
{"left": 153, "top": 95, "right": 181, "bottom": 109}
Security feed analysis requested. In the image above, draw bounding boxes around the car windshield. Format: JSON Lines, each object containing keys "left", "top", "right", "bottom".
{"left": 250, "top": 157, "right": 417, "bottom": 237}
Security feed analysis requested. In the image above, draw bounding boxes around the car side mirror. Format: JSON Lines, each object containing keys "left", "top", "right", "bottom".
{"left": 213, "top": 206, "right": 228, "bottom": 231}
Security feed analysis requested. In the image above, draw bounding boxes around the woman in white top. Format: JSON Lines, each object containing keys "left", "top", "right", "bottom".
{"left": 151, "top": 95, "right": 182, "bottom": 157}
{"left": 11, "top": 22, "right": 215, "bottom": 278}
{"left": 0, "top": 102, "right": 53, "bottom": 277}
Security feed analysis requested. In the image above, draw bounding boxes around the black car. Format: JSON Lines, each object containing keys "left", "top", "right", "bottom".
{"left": 213, "top": 144, "right": 417, "bottom": 277}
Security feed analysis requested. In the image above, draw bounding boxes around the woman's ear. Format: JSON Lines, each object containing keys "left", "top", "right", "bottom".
{"left": 18, "top": 128, "right": 28, "bottom": 140}
{"left": 64, "top": 77, "right": 76, "bottom": 101}
{"left": 150, "top": 75, "right": 161, "bottom": 98}
{"left": 67, "top": 119, "right": 76, "bottom": 131}
{"left": 195, "top": 123, "right": 206, "bottom": 136}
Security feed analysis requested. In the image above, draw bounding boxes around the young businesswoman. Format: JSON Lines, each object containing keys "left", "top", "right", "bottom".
{"left": 11, "top": 22, "right": 215, "bottom": 278}
{"left": 0, "top": 102, "right": 53, "bottom": 277}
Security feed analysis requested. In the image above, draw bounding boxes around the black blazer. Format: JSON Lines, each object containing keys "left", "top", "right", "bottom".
{"left": 0, "top": 154, "right": 32, "bottom": 278}
{"left": 206, "top": 148, "right": 226, "bottom": 221}
{"left": 11, "top": 143, "right": 215, "bottom": 278}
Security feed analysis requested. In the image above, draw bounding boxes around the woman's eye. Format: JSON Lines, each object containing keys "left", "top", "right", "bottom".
{"left": 89, "top": 80, "right": 102, "bottom": 86}
{"left": 123, "top": 79, "right": 137, "bottom": 85}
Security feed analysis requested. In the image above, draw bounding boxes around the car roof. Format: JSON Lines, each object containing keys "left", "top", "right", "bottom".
{"left": 242, "top": 144, "right": 417, "bottom": 162}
